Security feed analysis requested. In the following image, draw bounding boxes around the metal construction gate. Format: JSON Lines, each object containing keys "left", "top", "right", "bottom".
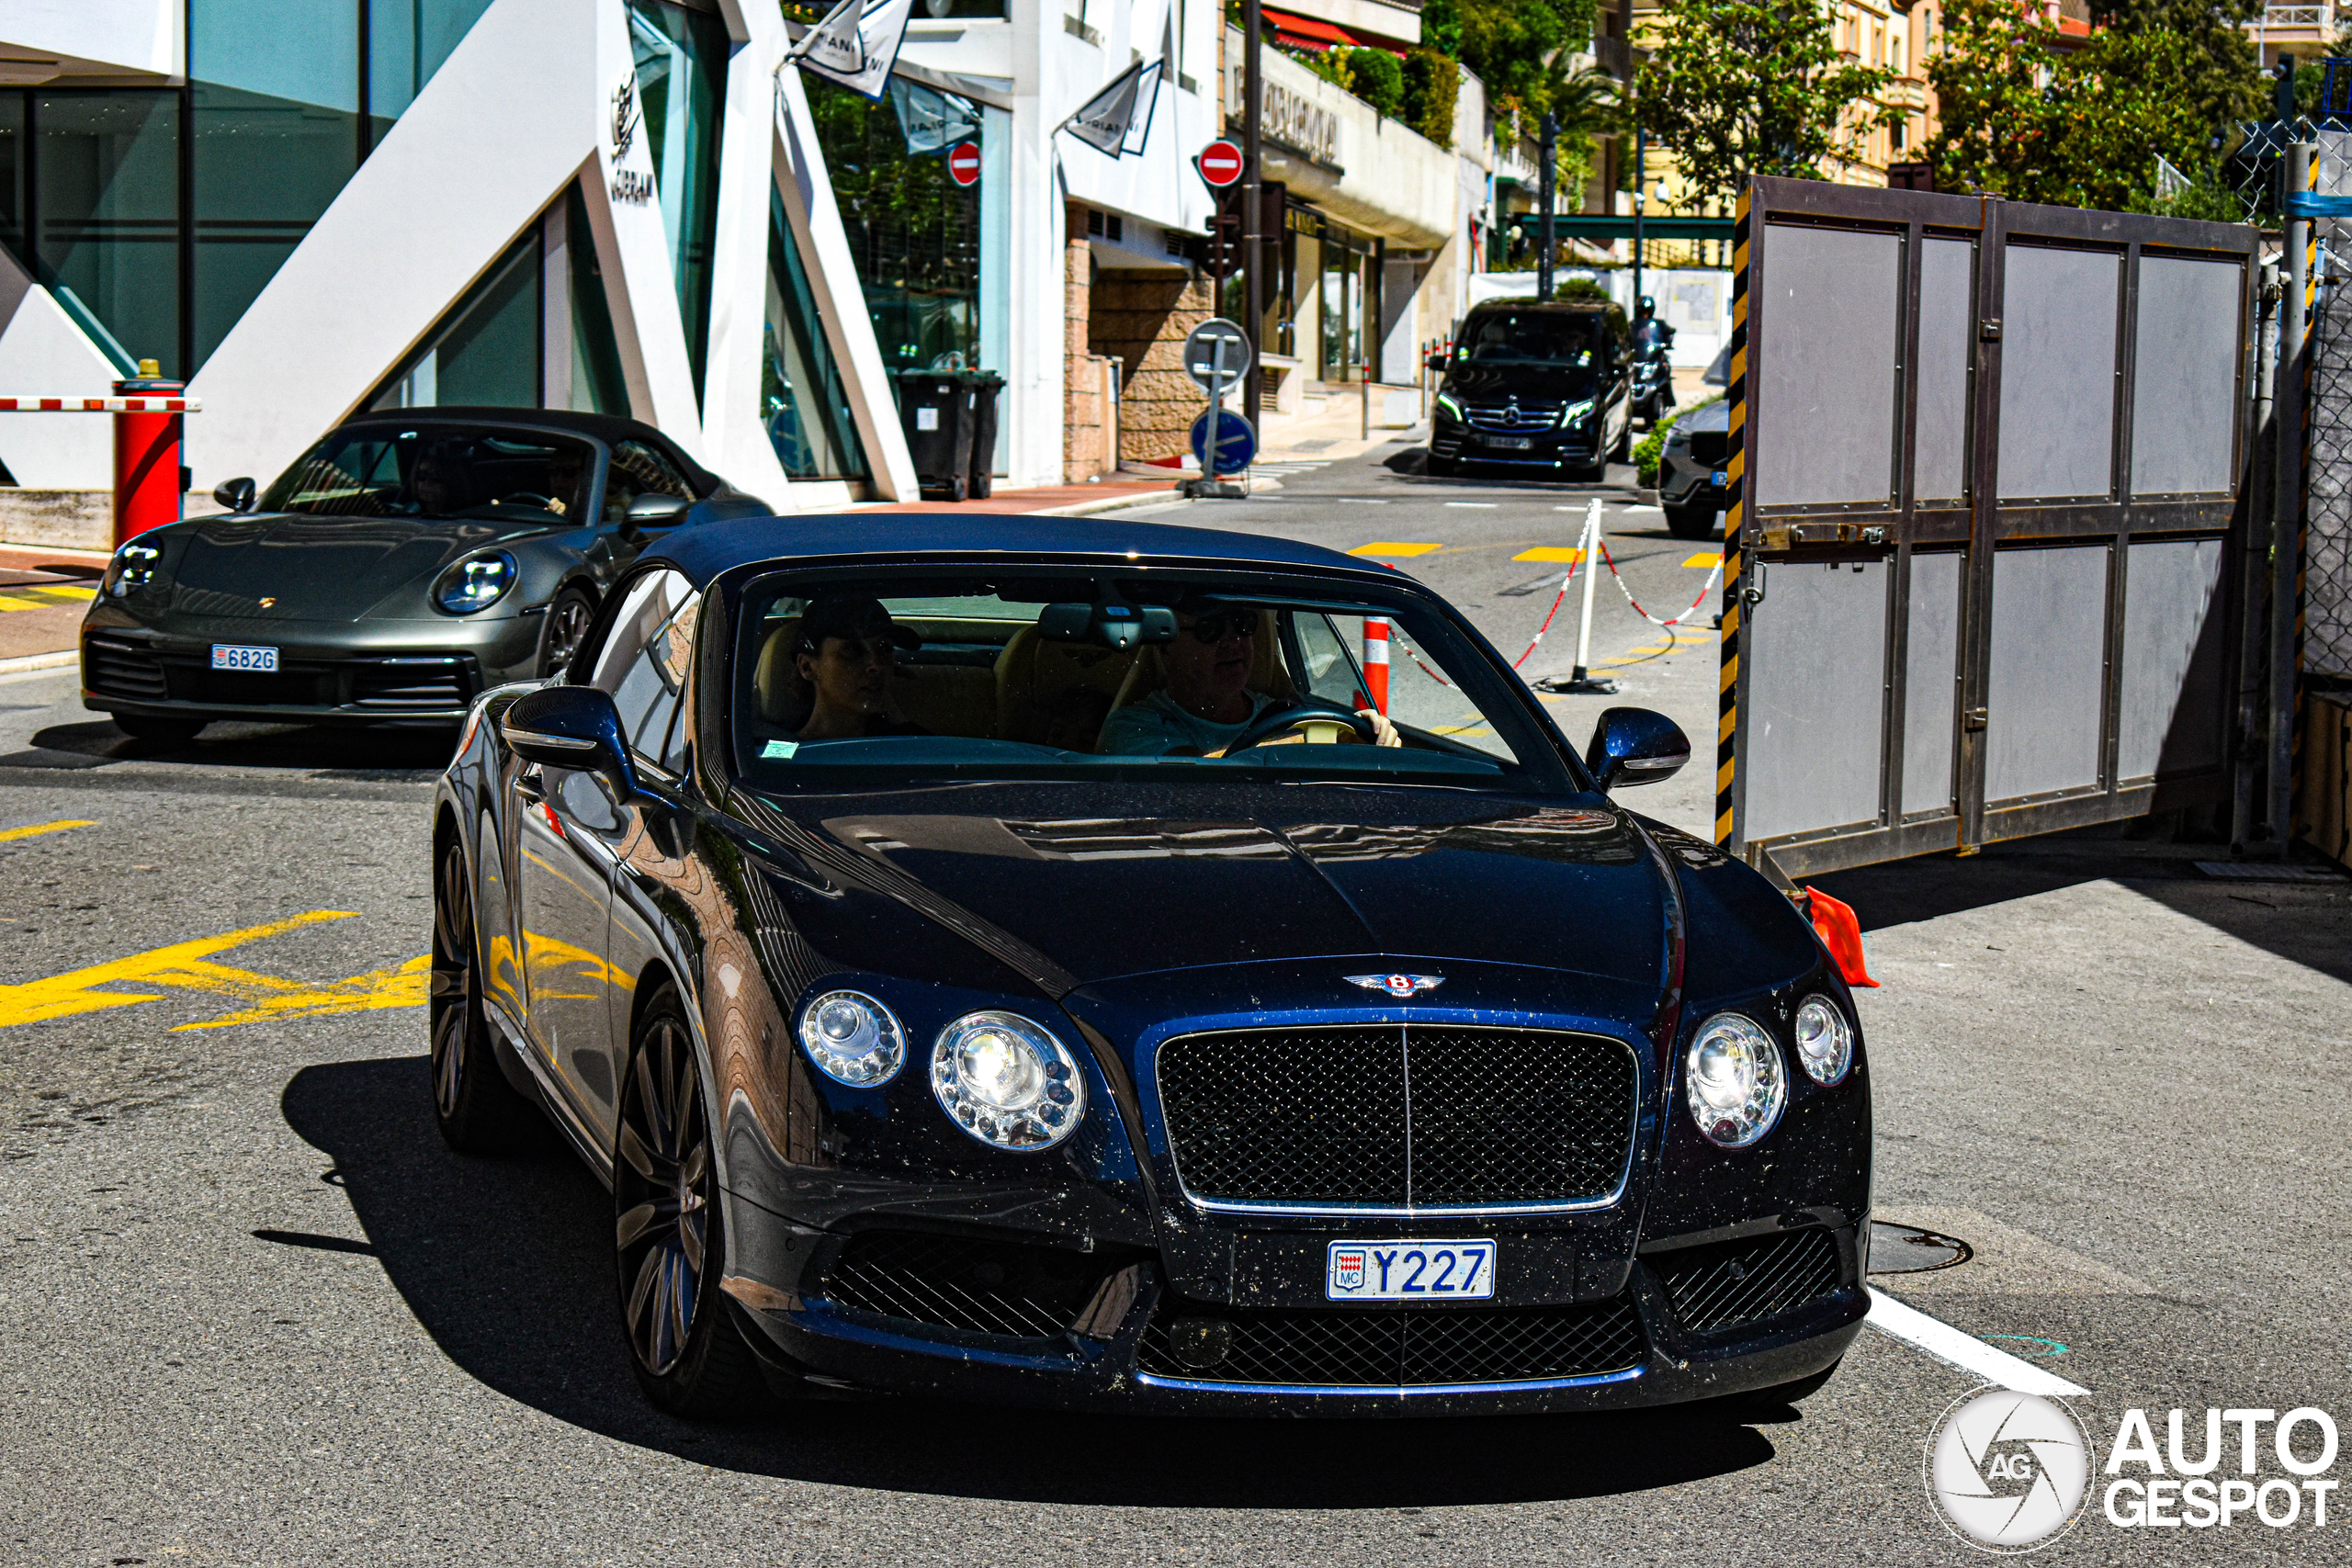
{"left": 1717, "top": 178, "right": 2258, "bottom": 876}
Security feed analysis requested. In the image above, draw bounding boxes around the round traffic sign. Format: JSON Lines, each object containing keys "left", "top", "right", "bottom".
{"left": 1190, "top": 409, "right": 1257, "bottom": 476}
{"left": 947, "top": 141, "right": 981, "bottom": 186}
{"left": 1182, "top": 318, "right": 1251, "bottom": 396}
{"left": 1197, "top": 139, "right": 1243, "bottom": 188}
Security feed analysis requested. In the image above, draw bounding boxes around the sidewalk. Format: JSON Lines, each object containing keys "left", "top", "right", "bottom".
{"left": 0, "top": 543, "right": 105, "bottom": 671}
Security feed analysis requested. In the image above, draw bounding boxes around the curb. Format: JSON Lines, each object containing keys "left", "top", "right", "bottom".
{"left": 0, "top": 649, "right": 76, "bottom": 676}
{"left": 1028, "top": 487, "right": 1189, "bottom": 518}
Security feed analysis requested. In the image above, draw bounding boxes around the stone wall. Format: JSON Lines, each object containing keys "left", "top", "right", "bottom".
{"left": 0, "top": 491, "right": 112, "bottom": 550}
{"left": 1062, "top": 202, "right": 1114, "bottom": 483}
{"left": 1090, "top": 270, "right": 1216, "bottom": 467}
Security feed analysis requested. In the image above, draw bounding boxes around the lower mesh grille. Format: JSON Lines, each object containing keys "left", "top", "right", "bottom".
{"left": 1136, "top": 1296, "right": 1647, "bottom": 1387}
{"left": 1650, "top": 1227, "right": 1843, "bottom": 1335}
{"left": 84, "top": 637, "right": 168, "bottom": 700}
{"left": 817, "top": 1231, "right": 1112, "bottom": 1340}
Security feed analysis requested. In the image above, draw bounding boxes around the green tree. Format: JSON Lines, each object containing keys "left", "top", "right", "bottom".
{"left": 1927, "top": 0, "right": 2233, "bottom": 212}
{"left": 1345, "top": 47, "right": 1406, "bottom": 118}
{"left": 2086, "top": 0, "right": 2266, "bottom": 134}
{"left": 1402, "top": 47, "right": 1463, "bottom": 146}
{"left": 1421, "top": 0, "right": 1464, "bottom": 57}
{"left": 1634, "top": 0, "right": 1896, "bottom": 204}
{"left": 1454, "top": 0, "right": 1600, "bottom": 127}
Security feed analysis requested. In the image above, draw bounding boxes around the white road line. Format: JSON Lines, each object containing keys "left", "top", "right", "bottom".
{"left": 1444, "top": 502, "right": 1498, "bottom": 508}
{"left": 1331, "top": 497, "right": 1389, "bottom": 503}
{"left": 1617, "top": 504, "right": 1663, "bottom": 515}
{"left": 1867, "top": 1287, "right": 2090, "bottom": 1396}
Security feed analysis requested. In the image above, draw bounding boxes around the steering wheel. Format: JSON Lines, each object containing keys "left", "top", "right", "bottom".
{"left": 1221, "top": 699, "right": 1378, "bottom": 754}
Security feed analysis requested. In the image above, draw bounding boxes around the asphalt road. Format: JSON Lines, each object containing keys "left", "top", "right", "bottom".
{"left": 1, "top": 447, "right": 2346, "bottom": 1565}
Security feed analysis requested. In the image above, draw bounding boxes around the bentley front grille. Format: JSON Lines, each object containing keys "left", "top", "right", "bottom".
{"left": 1154, "top": 1024, "right": 1639, "bottom": 1211}
{"left": 1137, "top": 1293, "right": 1647, "bottom": 1387}
{"left": 1649, "top": 1227, "right": 1843, "bottom": 1336}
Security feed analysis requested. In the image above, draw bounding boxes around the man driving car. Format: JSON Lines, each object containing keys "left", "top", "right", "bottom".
{"left": 794, "top": 595, "right": 929, "bottom": 740}
{"left": 1099, "top": 603, "right": 1400, "bottom": 756}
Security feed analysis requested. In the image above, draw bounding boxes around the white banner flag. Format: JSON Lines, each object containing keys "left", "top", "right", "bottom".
{"left": 788, "top": 0, "right": 917, "bottom": 102}
{"left": 1061, "top": 58, "right": 1147, "bottom": 156}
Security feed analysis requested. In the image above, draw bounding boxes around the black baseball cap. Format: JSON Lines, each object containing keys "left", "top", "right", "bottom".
{"left": 797, "top": 594, "right": 920, "bottom": 655}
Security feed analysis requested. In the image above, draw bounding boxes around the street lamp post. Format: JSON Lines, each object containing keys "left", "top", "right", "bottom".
{"left": 1632, "top": 124, "right": 1645, "bottom": 315}
{"left": 1241, "top": 0, "right": 1264, "bottom": 422}
{"left": 1538, "top": 113, "right": 1557, "bottom": 302}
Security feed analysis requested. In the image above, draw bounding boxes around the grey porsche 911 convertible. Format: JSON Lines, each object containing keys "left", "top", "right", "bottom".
{"left": 80, "top": 407, "right": 769, "bottom": 742}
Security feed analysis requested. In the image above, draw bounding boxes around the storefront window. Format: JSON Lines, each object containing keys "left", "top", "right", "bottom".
{"left": 189, "top": 0, "right": 363, "bottom": 372}
{"left": 369, "top": 231, "right": 540, "bottom": 409}
{"left": 567, "top": 185, "right": 630, "bottom": 415}
{"left": 34, "top": 92, "right": 181, "bottom": 376}
{"left": 368, "top": 0, "right": 499, "bottom": 137}
{"left": 808, "top": 74, "right": 981, "bottom": 380}
{"left": 0, "top": 96, "right": 23, "bottom": 266}
{"left": 765, "top": 187, "right": 868, "bottom": 480}
{"left": 628, "top": 0, "right": 728, "bottom": 407}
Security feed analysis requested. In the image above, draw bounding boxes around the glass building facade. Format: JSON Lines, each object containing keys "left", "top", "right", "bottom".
{"left": 810, "top": 75, "right": 982, "bottom": 380}
{"left": 628, "top": 0, "right": 729, "bottom": 408}
{"left": 764, "top": 188, "right": 867, "bottom": 479}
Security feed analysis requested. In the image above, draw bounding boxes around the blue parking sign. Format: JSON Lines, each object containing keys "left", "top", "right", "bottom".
{"left": 1189, "top": 409, "right": 1257, "bottom": 477}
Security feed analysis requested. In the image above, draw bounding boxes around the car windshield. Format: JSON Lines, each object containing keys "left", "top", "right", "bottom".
{"left": 258, "top": 426, "right": 596, "bottom": 523}
{"left": 1457, "top": 310, "right": 1607, "bottom": 367}
{"left": 730, "top": 568, "right": 1579, "bottom": 793}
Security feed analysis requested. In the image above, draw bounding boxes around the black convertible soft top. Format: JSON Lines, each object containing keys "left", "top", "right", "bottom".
{"left": 334, "top": 405, "right": 723, "bottom": 498}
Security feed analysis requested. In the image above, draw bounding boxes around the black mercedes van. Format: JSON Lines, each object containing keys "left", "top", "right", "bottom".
{"left": 1428, "top": 299, "right": 1634, "bottom": 480}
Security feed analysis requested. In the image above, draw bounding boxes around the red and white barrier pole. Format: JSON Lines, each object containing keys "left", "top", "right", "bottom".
{"left": 1362, "top": 616, "right": 1390, "bottom": 714}
{"left": 112, "top": 362, "right": 186, "bottom": 544}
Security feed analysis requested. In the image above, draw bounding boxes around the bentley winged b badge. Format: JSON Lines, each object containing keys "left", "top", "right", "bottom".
{"left": 1346, "top": 973, "right": 1444, "bottom": 998}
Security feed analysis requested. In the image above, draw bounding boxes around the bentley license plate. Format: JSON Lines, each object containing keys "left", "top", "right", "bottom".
{"left": 1486, "top": 435, "right": 1532, "bottom": 450}
{"left": 1326, "top": 1238, "right": 1496, "bottom": 1301}
{"left": 210, "top": 644, "right": 278, "bottom": 672}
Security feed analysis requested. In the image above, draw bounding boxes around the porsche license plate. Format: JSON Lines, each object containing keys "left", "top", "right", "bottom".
{"left": 210, "top": 644, "right": 278, "bottom": 672}
{"left": 1326, "top": 1239, "right": 1496, "bottom": 1301}
{"left": 1486, "top": 435, "right": 1532, "bottom": 450}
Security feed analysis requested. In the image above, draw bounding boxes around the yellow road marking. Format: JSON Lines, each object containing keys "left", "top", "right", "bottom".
{"left": 0, "top": 909, "right": 428, "bottom": 1032}
{"left": 1347, "top": 541, "right": 1442, "bottom": 558}
{"left": 1683, "top": 552, "right": 1723, "bottom": 569}
{"left": 1513, "top": 547, "right": 1585, "bottom": 563}
{"left": 0, "top": 583, "right": 96, "bottom": 611}
{"left": 0, "top": 819, "right": 93, "bottom": 843}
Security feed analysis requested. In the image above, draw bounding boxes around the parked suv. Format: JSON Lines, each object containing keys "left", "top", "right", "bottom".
{"left": 1428, "top": 299, "right": 1633, "bottom": 481}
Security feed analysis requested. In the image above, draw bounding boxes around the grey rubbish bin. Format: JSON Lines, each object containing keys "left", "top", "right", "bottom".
{"left": 964, "top": 371, "right": 1003, "bottom": 500}
{"left": 897, "top": 370, "right": 977, "bottom": 502}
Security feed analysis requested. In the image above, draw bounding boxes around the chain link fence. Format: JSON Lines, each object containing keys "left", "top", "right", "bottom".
{"left": 2308, "top": 129, "right": 2352, "bottom": 684}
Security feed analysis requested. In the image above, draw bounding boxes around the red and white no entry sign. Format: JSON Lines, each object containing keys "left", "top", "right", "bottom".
{"left": 947, "top": 141, "right": 981, "bottom": 186}
{"left": 1197, "top": 139, "right": 1243, "bottom": 187}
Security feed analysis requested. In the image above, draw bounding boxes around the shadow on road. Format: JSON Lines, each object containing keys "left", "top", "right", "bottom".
{"left": 18, "top": 717, "right": 451, "bottom": 778}
{"left": 1815, "top": 829, "right": 2352, "bottom": 987}
{"left": 281, "top": 1055, "right": 1781, "bottom": 1506}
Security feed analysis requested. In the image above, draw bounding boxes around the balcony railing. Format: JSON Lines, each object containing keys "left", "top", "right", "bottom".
{"left": 2257, "top": 3, "right": 2334, "bottom": 28}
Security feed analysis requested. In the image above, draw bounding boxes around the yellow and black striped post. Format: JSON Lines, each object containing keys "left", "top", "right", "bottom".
{"left": 1715, "top": 187, "right": 1752, "bottom": 849}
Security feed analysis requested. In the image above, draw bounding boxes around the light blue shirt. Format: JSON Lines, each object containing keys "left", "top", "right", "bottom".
{"left": 1097, "top": 690, "right": 1280, "bottom": 756}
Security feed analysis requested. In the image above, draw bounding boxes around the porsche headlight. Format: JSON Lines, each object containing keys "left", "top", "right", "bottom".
{"left": 1558, "top": 398, "right": 1596, "bottom": 428}
{"left": 432, "top": 550, "right": 517, "bottom": 615}
{"left": 1792, "top": 995, "right": 1854, "bottom": 1086}
{"left": 106, "top": 539, "right": 163, "bottom": 596}
{"left": 1434, "top": 390, "right": 1464, "bottom": 423}
{"left": 931, "top": 1010, "right": 1085, "bottom": 1149}
{"left": 1685, "top": 1011, "right": 1787, "bottom": 1149}
{"left": 798, "top": 989, "right": 906, "bottom": 1087}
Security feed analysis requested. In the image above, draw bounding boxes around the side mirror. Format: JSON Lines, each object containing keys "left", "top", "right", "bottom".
{"left": 1585, "top": 706, "right": 1690, "bottom": 790}
{"left": 622, "top": 493, "right": 691, "bottom": 537}
{"left": 213, "top": 477, "right": 256, "bottom": 513}
{"left": 502, "top": 685, "right": 639, "bottom": 798}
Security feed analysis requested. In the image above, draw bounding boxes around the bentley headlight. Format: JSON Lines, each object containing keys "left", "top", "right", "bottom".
{"left": 1557, "top": 398, "right": 1597, "bottom": 428}
{"left": 106, "top": 539, "right": 163, "bottom": 596}
{"left": 1685, "top": 1011, "right": 1787, "bottom": 1149}
{"left": 931, "top": 1010, "right": 1085, "bottom": 1150}
{"left": 797, "top": 989, "right": 905, "bottom": 1087}
{"left": 1792, "top": 995, "right": 1854, "bottom": 1086}
{"left": 432, "top": 550, "right": 517, "bottom": 615}
{"left": 1434, "top": 390, "right": 1464, "bottom": 423}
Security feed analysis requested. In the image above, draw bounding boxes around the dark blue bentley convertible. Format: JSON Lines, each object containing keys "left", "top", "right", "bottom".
{"left": 429, "top": 513, "right": 1871, "bottom": 1417}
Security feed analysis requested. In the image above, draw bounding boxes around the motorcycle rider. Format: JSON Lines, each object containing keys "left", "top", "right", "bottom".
{"left": 1632, "top": 295, "right": 1677, "bottom": 420}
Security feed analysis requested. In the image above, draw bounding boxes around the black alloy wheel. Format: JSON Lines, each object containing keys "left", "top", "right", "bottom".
{"left": 614, "top": 986, "right": 762, "bottom": 1416}
{"left": 537, "top": 586, "right": 597, "bottom": 678}
{"left": 113, "top": 714, "right": 204, "bottom": 745}
{"left": 429, "top": 829, "right": 531, "bottom": 1152}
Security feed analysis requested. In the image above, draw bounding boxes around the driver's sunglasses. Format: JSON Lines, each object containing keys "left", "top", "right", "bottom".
{"left": 1182, "top": 612, "right": 1257, "bottom": 644}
